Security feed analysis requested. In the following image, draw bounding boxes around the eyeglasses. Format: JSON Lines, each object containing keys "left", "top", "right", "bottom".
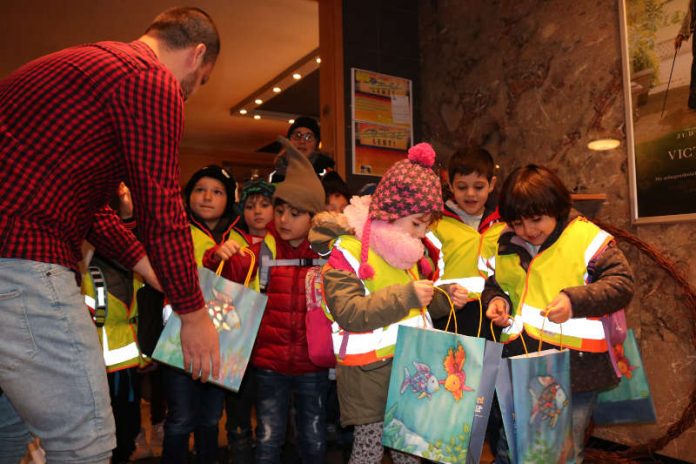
{"left": 290, "top": 131, "right": 316, "bottom": 142}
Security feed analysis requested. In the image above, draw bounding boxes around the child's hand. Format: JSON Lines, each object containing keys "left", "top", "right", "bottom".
{"left": 447, "top": 284, "right": 469, "bottom": 309}
{"left": 413, "top": 280, "right": 435, "bottom": 307}
{"left": 215, "top": 239, "right": 242, "bottom": 261}
{"left": 541, "top": 293, "right": 573, "bottom": 323}
{"left": 486, "top": 297, "right": 511, "bottom": 327}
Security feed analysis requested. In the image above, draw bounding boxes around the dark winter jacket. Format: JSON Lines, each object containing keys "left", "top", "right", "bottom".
{"left": 203, "top": 224, "right": 325, "bottom": 376}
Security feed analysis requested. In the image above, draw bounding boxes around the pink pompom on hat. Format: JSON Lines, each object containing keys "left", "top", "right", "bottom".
{"left": 358, "top": 142, "right": 443, "bottom": 279}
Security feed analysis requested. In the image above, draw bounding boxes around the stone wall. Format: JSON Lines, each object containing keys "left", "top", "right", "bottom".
{"left": 419, "top": 0, "right": 696, "bottom": 461}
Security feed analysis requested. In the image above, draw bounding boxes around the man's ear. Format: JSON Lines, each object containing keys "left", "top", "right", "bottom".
{"left": 190, "top": 43, "right": 207, "bottom": 69}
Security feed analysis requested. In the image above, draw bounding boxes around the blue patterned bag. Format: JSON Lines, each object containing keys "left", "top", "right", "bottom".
{"left": 383, "top": 325, "right": 502, "bottom": 463}
{"left": 153, "top": 257, "right": 267, "bottom": 392}
{"left": 496, "top": 349, "right": 575, "bottom": 464}
{"left": 593, "top": 329, "right": 656, "bottom": 425}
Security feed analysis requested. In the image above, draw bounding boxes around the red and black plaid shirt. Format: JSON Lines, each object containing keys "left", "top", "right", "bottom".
{"left": 0, "top": 40, "right": 204, "bottom": 314}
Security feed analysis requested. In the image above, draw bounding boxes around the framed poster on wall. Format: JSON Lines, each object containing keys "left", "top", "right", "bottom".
{"left": 620, "top": 0, "right": 696, "bottom": 223}
{"left": 351, "top": 68, "right": 413, "bottom": 176}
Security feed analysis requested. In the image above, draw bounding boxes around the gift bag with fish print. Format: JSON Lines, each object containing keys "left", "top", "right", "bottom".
{"left": 382, "top": 325, "right": 503, "bottom": 463}
{"left": 153, "top": 250, "right": 267, "bottom": 392}
{"left": 593, "top": 329, "right": 656, "bottom": 425}
{"left": 496, "top": 349, "right": 575, "bottom": 464}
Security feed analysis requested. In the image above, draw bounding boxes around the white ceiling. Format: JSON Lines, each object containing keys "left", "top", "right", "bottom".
{"left": 0, "top": 0, "right": 319, "bottom": 156}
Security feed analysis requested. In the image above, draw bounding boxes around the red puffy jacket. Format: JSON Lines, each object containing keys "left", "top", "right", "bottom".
{"left": 203, "top": 228, "right": 325, "bottom": 375}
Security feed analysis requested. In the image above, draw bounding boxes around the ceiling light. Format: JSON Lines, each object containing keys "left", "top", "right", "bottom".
{"left": 288, "top": 119, "right": 295, "bottom": 124}
{"left": 254, "top": 98, "right": 263, "bottom": 105}
{"left": 272, "top": 87, "right": 282, "bottom": 93}
{"left": 239, "top": 109, "right": 247, "bottom": 115}
{"left": 315, "top": 57, "right": 321, "bottom": 64}
{"left": 292, "top": 73, "right": 302, "bottom": 80}
{"left": 587, "top": 138, "right": 620, "bottom": 151}
{"left": 253, "top": 115, "right": 261, "bottom": 120}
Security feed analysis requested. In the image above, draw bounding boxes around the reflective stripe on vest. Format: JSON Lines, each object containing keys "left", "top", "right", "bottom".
{"left": 84, "top": 293, "right": 141, "bottom": 369}
{"left": 83, "top": 267, "right": 145, "bottom": 371}
{"left": 100, "top": 326, "right": 140, "bottom": 366}
{"left": 328, "top": 236, "right": 430, "bottom": 366}
{"left": 497, "top": 218, "right": 613, "bottom": 352}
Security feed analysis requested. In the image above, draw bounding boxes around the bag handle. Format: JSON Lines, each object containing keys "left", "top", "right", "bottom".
{"left": 539, "top": 306, "right": 565, "bottom": 352}
{"left": 215, "top": 247, "right": 256, "bottom": 288}
{"left": 434, "top": 286, "right": 456, "bottom": 333}
{"left": 489, "top": 319, "right": 530, "bottom": 355}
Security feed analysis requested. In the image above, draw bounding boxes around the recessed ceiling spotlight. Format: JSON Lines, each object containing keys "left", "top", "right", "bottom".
{"left": 239, "top": 109, "right": 247, "bottom": 115}
{"left": 273, "top": 87, "right": 282, "bottom": 93}
{"left": 254, "top": 98, "right": 263, "bottom": 105}
{"left": 292, "top": 73, "right": 302, "bottom": 80}
{"left": 315, "top": 57, "right": 321, "bottom": 64}
{"left": 288, "top": 119, "right": 295, "bottom": 124}
{"left": 587, "top": 138, "right": 620, "bottom": 151}
{"left": 253, "top": 115, "right": 261, "bottom": 120}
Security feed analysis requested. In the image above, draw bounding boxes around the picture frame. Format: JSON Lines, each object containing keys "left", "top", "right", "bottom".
{"left": 619, "top": 0, "right": 696, "bottom": 223}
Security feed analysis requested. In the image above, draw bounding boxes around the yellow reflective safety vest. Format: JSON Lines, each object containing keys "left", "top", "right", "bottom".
{"left": 427, "top": 215, "right": 504, "bottom": 299}
{"left": 190, "top": 222, "right": 246, "bottom": 266}
{"left": 328, "top": 235, "right": 431, "bottom": 366}
{"left": 83, "top": 268, "right": 145, "bottom": 372}
{"left": 495, "top": 217, "right": 613, "bottom": 352}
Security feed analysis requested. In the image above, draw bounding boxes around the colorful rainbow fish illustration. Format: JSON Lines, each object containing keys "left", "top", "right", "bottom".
{"left": 439, "top": 342, "right": 473, "bottom": 401}
{"left": 529, "top": 376, "right": 568, "bottom": 428}
{"left": 207, "top": 296, "right": 241, "bottom": 332}
{"left": 400, "top": 361, "right": 440, "bottom": 399}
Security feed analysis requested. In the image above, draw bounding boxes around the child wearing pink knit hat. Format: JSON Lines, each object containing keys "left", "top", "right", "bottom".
{"left": 310, "top": 143, "right": 468, "bottom": 463}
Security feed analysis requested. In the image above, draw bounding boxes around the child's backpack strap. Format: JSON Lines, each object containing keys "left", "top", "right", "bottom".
{"left": 85, "top": 266, "right": 108, "bottom": 327}
{"left": 257, "top": 236, "right": 327, "bottom": 292}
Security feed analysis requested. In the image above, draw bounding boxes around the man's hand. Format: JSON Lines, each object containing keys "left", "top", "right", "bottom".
{"left": 486, "top": 297, "right": 511, "bottom": 327}
{"left": 116, "top": 182, "right": 134, "bottom": 219}
{"left": 179, "top": 308, "right": 220, "bottom": 382}
{"left": 413, "top": 280, "right": 435, "bottom": 307}
{"left": 215, "top": 239, "right": 242, "bottom": 261}
{"left": 447, "top": 284, "right": 469, "bottom": 308}
{"left": 541, "top": 292, "right": 573, "bottom": 324}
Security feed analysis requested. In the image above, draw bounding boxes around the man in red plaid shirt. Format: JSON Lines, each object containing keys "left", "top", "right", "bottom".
{"left": 0, "top": 7, "right": 221, "bottom": 462}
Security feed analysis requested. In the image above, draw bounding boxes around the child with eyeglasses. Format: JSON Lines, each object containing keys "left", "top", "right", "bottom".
{"left": 270, "top": 116, "right": 335, "bottom": 182}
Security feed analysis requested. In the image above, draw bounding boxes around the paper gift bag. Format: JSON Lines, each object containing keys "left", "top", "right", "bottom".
{"left": 382, "top": 325, "right": 503, "bottom": 464}
{"left": 496, "top": 349, "right": 575, "bottom": 464}
{"left": 153, "top": 251, "right": 267, "bottom": 392}
{"left": 593, "top": 329, "right": 656, "bottom": 425}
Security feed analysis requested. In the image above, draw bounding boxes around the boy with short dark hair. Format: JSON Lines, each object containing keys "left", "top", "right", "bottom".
{"left": 204, "top": 138, "right": 329, "bottom": 464}
{"left": 427, "top": 146, "right": 503, "bottom": 339}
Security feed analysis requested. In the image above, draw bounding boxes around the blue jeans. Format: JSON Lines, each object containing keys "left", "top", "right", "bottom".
{"left": 254, "top": 368, "right": 329, "bottom": 464}
{"left": 571, "top": 391, "right": 598, "bottom": 464}
{"left": 0, "top": 258, "right": 115, "bottom": 463}
{"left": 162, "top": 366, "right": 225, "bottom": 463}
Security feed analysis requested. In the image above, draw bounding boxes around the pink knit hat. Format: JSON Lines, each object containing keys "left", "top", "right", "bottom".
{"left": 358, "top": 142, "right": 443, "bottom": 279}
